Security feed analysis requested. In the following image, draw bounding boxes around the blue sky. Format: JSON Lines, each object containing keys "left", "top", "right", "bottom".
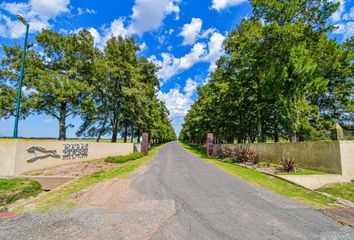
{"left": 0, "top": 0, "right": 353, "bottom": 138}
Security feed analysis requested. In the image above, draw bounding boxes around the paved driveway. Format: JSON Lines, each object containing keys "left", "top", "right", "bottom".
{"left": 0, "top": 141, "right": 353, "bottom": 239}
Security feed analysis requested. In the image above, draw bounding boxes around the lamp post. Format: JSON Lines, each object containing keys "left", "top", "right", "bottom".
{"left": 13, "top": 14, "right": 29, "bottom": 138}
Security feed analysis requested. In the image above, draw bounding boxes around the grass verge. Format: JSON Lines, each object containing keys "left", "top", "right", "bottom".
{"left": 318, "top": 181, "right": 354, "bottom": 203}
{"left": 105, "top": 152, "right": 144, "bottom": 163}
{"left": 13, "top": 145, "right": 164, "bottom": 213}
{"left": 277, "top": 168, "right": 328, "bottom": 176}
{"left": 179, "top": 141, "right": 337, "bottom": 209}
{"left": 0, "top": 178, "right": 42, "bottom": 209}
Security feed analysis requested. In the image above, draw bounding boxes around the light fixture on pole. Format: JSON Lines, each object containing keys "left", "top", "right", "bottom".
{"left": 13, "top": 14, "right": 29, "bottom": 138}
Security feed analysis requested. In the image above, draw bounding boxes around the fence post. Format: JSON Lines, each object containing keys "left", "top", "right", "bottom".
{"left": 142, "top": 132, "right": 149, "bottom": 156}
{"left": 331, "top": 123, "right": 345, "bottom": 141}
{"left": 207, "top": 133, "right": 214, "bottom": 157}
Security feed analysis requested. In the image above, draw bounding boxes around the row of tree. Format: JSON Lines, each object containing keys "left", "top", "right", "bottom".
{"left": 0, "top": 30, "right": 176, "bottom": 143}
{"left": 180, "top": 0, "right": 353, "bottom": 144}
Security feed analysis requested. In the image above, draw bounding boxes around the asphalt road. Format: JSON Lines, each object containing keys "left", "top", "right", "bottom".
{"left": 1, "top": 141, "right": 353, "bottom": 240}
{"left": 131, "top": 141, "right": 353, "bottom": 239}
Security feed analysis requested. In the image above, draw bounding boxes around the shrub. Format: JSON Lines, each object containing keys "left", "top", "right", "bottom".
{"left": 105, "top": 152, "right": 144, "bottom": 163}
{"left": 223, "top": 157, "right": 236, "bottom": 164}
{"left": 215, "top": 146, "right": 262, "bottom": 165}
{"left": 280, "top": 156, "right": 296, "bottom": 172}
{"left": 215, "top": 147, "right": 226, "bottom": 159}
{"left": 250, "top": 153, "right": 262, "bottom": 165}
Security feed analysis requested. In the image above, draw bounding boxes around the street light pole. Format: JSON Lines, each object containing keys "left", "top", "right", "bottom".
{"left": 13, "top": 16, "right": 29, "bottom": 138}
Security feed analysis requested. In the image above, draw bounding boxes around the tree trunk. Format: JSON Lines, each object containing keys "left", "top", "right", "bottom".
{"left": 130, "top": 127, "right": 134, "bottom": 143}
{"left": 96, "top": 117, "right": 107, "bottom": 142}
{"left": 123, "top": 124, "right": 128, "bottom": 143}
{"left": 111, "top": 117, "right": 119, "bottom": 143}
{"left": 274, "top": 120, "right": 279, "bottom": 143}
{"left": 137, "top": 129, "right": 140, "bottom": 143}
{"left": 59, "top": 103, "right": 67, "bottom": 141}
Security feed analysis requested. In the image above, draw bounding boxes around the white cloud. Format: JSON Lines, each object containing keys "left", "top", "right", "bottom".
{"left": 179, "top": 18, "right": 217, "bottom": 46}
{"left": 211, "top": 0, "right": 247, "bottom": 11}
{"left": 157, "top": 86, "right": 194, "bottom": 134}
{"left": 179, "top": 18, "right": 203, "bottom": 45}
{"left": 334, "top": 22, "right": 354, "bottom": 39}
{"left": 331, "top": 0, "right": 346, "bottom": 22}
{"left": 87, "top": 27, "right": 101, "bottom": 45}
{"left": 151, "top": 42, "right": 207, "bottom": 81}
{"left": 71, "top": 27, "right": 101, "bottom": 45}
{"left": 158, "top": 88, "right": 192, "bottom": 119}
{"left": 101, "top": 18, "right": 131, "bottom": 44}
{"left": 77, "top": 8, "right": 97, "bottom": 16}
{"left": 329, "top": 1, "right": 354, "bottom": 39}
{"left": 205, "top": 32, "right": 225, "bottom": 72}
{"left": 139, "top": 41, "right": 147, "bottom": 51}
{"left": 183, "top": 78, "right": 198, "bottom": 97}
{"left": 343, "top": 7, "right": 354, "bottom": 21}
{"left": 129, "top": 0, "right": 180, "bottom": 36}
{"left": 151, "top": 31, "right": 225, "bottom": 81}
{"left": 0, "top": 0, "right": 71, "bottom": 38}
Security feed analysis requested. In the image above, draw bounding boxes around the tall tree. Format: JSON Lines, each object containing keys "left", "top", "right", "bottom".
{"left": 28, "top": 29, "right": 96, "bottom": 140}
{"left": 180, "top": 0, "right": 353, "bottom": 144}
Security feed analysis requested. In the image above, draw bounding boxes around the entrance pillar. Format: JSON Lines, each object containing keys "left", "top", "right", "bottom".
{"left": 206, "top": 133, "right": 214, "bottom": 157}
{"left": 142, "top": 132, "right": 149, "bottom": 156}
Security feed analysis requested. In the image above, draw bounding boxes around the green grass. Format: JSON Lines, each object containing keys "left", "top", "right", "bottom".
{"left": 14, "top": 146, "right": 163, "bottom": 213}
{"left": 105, "top": 152, "right": 144, "bottom": 163}
{"left": 179, "top": 141, "right": 337, "bottom": 209}
{"left": 0, "top": 178, "right": 42, "bottom": 208}
{"left": 318, "top": 181, "right": 354, "bottom": 203}
{"left": 277, "top": 168, "right": 328, "bottom": 176}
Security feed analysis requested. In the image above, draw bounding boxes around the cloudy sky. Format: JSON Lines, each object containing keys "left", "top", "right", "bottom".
{"left": 0, "top": 0, "right": 353, "bottom": 138}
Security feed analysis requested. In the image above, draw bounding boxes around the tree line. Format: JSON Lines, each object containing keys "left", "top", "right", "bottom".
{"left": 180, "top": 0, "right": 353, "bottom": 144}
{"left": 0, "top": 30, "right": 176, "bottom": 143}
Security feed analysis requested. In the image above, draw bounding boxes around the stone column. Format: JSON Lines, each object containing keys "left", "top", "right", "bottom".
{"left": 142, "top": 132, "right": 149, "bottom": 156}
{"left": 206, "top": 133, "right": 214, "bottom": 157}
{"left": 331, "top": 123, "right": 345, "bottom": 141}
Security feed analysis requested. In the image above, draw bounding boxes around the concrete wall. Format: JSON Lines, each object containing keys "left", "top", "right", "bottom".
{"left": 0, "top": 139, "right": 134, "bottom": 177}
{"left": 214, "top": 141, "right": 354, "bottom": 176}
{"left": 339, "top": 141, "right": 354, "bottom": 177}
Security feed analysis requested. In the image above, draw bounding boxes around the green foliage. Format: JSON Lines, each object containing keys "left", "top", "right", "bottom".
{"left": 0, "top": 178, "right": 42, "bottom": 207}
{"left": 76, "top": 36, "right": 176, "bottom": 143}
{"left": 0, "top": 29, "right": 176, "bottom": 142}
{"left": 180, "top": 0, "right": 353, "bottom": 144}
{"left": 105, "top": 152, "right": 144, "bottom": 163}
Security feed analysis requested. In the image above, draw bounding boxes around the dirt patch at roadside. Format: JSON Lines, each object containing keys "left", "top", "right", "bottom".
{"left": 74, "top": 178, "right": 177, "bottom": 239}
{"left": 24, "top": 160, "right": 117, "bottom": 177}
{"left": 321, "top": 208, "right": 354, "bottom": 227}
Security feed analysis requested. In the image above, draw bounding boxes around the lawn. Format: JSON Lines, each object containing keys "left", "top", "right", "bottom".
{"left": 0, "top": 178, "right": 42, "bottom": 209}
{"left": 179, "top": 142, "right": 337, "bottom": 209}
{"left": 318, "top": 181, "right": 354, "bottom": 203}
{"left": 13, "top": 145, "right": 163, "bottom": 213}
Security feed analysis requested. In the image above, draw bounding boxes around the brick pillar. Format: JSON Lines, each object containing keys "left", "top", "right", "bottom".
{"left": 142, "top": 132, "right": 149, "bottom": 156}
{"left": 206, "top": 133, "right": 214, "bottom": 157}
